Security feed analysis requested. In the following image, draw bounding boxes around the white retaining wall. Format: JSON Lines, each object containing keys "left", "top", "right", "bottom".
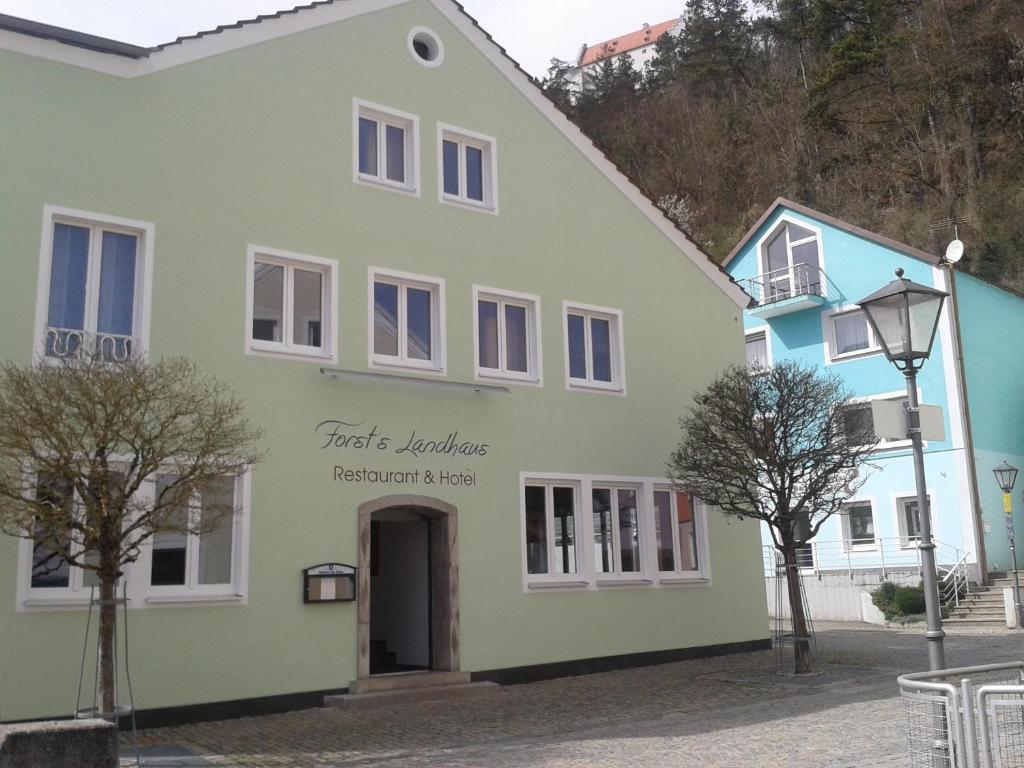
{"left": 766, "top": 570, "right": 921, "bottom": 622}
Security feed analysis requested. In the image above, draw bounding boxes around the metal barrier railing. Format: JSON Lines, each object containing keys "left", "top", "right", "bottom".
{"left": 898, "top": 662, "right": 1024, "bottom": 768}
{"left": 762, "top": 539, "right": 973, "bottom": 613}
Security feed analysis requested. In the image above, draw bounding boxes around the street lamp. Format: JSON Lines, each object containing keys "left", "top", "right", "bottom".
{"left": 858, "top": 268, "right": 949, "bottom": 671}
{"left": 993, "top": 461, "right": 1023, "bottom": 627}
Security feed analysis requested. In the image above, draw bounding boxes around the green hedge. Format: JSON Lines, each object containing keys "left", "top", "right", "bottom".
{"left": 871, "top": 580, "right": 927, "bottom": 620}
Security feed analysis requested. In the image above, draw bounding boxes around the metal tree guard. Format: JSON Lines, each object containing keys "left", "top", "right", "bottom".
{"left": 771, "top": 549, "right": 818, "bottom": 675}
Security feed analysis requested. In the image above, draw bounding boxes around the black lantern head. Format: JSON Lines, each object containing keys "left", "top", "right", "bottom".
{"left": 994, "top": 462, "right": 1019, "bottom": 494}
{"left": 856, "top": 269, "right": 948, "bottom": 370}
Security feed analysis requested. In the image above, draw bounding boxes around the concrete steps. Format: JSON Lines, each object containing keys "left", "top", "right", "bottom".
{"left": 944, "top": 583, "right": 1008, "bottom": 627}
{"left": 324, "top": 671, "right": 501, "bottom": 710}
{"left": 945, "top": 616, "right": 1007, "bottom": 626}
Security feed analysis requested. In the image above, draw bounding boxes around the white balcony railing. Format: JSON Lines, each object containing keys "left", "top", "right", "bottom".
{"left": 762, "top": 537, "right": 973, "bottom": 611}
{"left": 45, "top": 327, "right": 137, "bottom": 362}
{"left": 743, "top": 262, "right": 825, "bottom": 306}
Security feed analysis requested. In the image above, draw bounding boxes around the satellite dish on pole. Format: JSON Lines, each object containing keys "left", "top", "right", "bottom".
{"left": 945, "top": 239, "right": 964, "bottom": 264}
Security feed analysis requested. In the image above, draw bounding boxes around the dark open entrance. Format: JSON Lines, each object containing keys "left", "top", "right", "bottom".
{"left": 357, "top": 495, "right": 459, "bottom": 681}
{"left": 369, "top": 510, "right": 432, "bottom": 674}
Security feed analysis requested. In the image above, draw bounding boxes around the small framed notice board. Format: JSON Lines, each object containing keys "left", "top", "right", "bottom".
{"left": 303, "top": 563, "right": 357, "bottom": 604}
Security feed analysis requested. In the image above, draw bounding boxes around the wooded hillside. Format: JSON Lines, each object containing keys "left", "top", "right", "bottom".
{"left": 544, "top": 0, "right": 1024, "bottom": 290}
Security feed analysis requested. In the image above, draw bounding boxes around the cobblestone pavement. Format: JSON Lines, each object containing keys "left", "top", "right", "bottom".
{"left": 121, "top": 624, "right": 1024, "bottom": 768}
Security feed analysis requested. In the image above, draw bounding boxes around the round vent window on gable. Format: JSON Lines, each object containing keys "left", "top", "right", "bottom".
{"left": 408, "top": 27, "right": 444, "bottom": 67}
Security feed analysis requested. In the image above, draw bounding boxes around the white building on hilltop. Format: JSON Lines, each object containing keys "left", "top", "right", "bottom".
{"left": 566, "top": 18, "right": 683, "bottom": 93}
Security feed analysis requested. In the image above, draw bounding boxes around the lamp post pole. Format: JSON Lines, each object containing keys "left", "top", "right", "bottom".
{"left": 857, "top": 268, "right": 950, "bottom": 671}
{"left": 994, "top": 462, "right": 1022, "bottom": 627}
{"left": 1008, "top": 497, "right": 1022, "bottom": 628}
{"left": 904, "top": 369, "right": 946, "bottom": 671}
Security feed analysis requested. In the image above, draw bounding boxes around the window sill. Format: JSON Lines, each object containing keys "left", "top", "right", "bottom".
{"left": 370, "top": 358, "right": 446, "bottom": 377}
{"left": 843, "top": 544, "right": 879, "bottom": 553}
{"left": 476, "top": 371, "right": 541, "bottom": 388}
{"left": 356, "top": 175, "right": 418, "bottom": 197}
{"left": 567, "top": 380, "right": 625, "bottom": 396}
{"left": 440, "top": 195, "right": 497, "bottom": 216}
{"left": 22, "top": 596, "right": 123, "bottom": 608}
{"left": 145, "top": 593, "right": 244, "bottom": 605}
{"left": 827, "top": 348, "right": 883, "bottom": 365}
{"left": 247, "top": 344, "right": 335, "bottom": 364}
{"left": 527, "top": 580, "right": 589, "bottom": 590}
{"left": 872, "top": 441, "right": 915, "bottom": 452}
{"left": 658, "top": 575, "right": 710, "bottom": 585}
{"left": 595, "top": 577, "right": 654, "bottom": 587}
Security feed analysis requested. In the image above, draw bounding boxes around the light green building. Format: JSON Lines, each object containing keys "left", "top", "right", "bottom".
{"left": 0, "top": 0, "right": 768, "bottom": 724}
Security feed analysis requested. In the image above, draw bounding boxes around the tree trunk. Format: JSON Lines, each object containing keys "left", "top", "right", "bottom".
{"left": 782, "top": 545, "right": 813, "bottom": 674}
{"left": 97, "top": 558, "right": 117, "bottom": 717}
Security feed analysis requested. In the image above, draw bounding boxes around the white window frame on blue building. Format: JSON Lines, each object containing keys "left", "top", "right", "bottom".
{"left": 822, "top": 305, "right": 883, "bottom": 364}
{"left": 744, "top": 327, "right": 772, "bottom": 369}
{"left": 753, "top": 214, "right": 826, "bottom": 302}
{"left": 840, "top": 496, "right": 878, "bottom": 552}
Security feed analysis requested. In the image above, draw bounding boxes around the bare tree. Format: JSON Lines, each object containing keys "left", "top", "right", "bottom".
{"left": 669, "top": 361, "right": 876, "bottom": 673}
{"left": 0, "top": 352, "right": 262, "bottom": 715}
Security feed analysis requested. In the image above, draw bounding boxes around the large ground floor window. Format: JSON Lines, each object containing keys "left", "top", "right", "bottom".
{"left": 15, "top": 469, "right": 251, "bottom": 610}
{"left": 520, "top": 473, "right": 710, "bottom": 589}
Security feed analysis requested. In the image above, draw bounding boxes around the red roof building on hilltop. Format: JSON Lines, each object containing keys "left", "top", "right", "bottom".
{"left": 567, "top": 17, "right": 683, "bottom": 94}
{"left": 577, "top": 18, "right": 680, "bottom": 67}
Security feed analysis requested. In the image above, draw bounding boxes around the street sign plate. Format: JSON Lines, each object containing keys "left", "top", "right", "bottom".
{"left": 869, "top": 400, "right": 945, "bottom": 442}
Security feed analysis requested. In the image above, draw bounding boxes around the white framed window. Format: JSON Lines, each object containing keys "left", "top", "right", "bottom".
{"left": 18, "top": 472, "right": 102, "bottom": 605}
{"left": 841, "top": 391, "right": 915, "bottom": 451}
{"left": 652, "top": 487, "right": 702, "bottom": 574}
{"left": 823, "top": 306, "right": 881, "bottom": 363}
{"left": 438, "top": 124, "right": 497, "bottom": 212}
{"left": 745, "top": 328, "right": 770, "bottom": 370}
{"left": 841, "top": 500, "right": 876, "bottom": 550}
{"left": 146, "top": 473, "right": 250, "bottom": 601}
{"left": 563, "top": 302, "right": 625, "bottom": 393}
{"left": 245, "top": 246, "right": 337, "bottom": 362}
{"left": 15, "top": 468, "right": 251, "bottom": 610}
{"left": 369, "top": 267, "right": 446, "bottom": 373}
{"left": 591, "top": 484, "right": 643, "bottom": 576}
{"left": 520, "top": 473, "right": 711, "bottom": 590}
{"left": 757, "top": 216, "right": 824, "bottom": 300}
{"left": 353, "top": 99, "right": 419, "bottom": 195}
{"left": 522, "top": 481, "right": 581, "bottom": 582}
{"left": 473, "top": 286, "right": 540, "bottom": 384}
{"left": 33, "top": 205, "right": 154, "bottom": 361}
{"left": 896, "top": 494, "right": 932, "bottom": 547}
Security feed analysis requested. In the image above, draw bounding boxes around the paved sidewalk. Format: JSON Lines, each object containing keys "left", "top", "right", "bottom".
{"left": 120, "top": 625, "right": 1024, "bottom": 768}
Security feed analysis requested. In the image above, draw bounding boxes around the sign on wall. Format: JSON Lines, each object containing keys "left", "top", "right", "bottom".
{"left": 303, "top": 563, "right": 357, "bottom": 603}
{"left": 315, "top": 419, "right": 489, "bottom": 488}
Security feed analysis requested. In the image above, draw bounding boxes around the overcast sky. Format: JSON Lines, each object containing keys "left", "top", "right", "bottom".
{"left": 0, "top": 1, "right": 688, "bottom": 77}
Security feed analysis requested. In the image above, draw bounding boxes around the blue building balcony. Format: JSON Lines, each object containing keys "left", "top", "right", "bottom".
{"left": 742, "top": 263, "right": 830, "bottom": 319}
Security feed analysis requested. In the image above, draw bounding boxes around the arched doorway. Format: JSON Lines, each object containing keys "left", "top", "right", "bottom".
{"left": 356, "top": 495, "right": 459, "bottom": 680}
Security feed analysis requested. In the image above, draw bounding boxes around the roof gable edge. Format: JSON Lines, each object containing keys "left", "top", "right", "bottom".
{"left": 723, "top": 198, "right": 940, "bottom": 269}
{"left": 433, "top": 0, "right": 749, "bottom": 310}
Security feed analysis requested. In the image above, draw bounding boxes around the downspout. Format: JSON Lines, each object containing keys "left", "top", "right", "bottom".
{"left": 945, "top": 261, "right": 989, "bottom": 583}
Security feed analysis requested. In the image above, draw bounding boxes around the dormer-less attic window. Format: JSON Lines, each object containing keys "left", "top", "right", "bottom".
{"left": 408, "top": 27, "right": 444, "bottom": 67}
{"left": 759, "top": 219, "right": 823, "bottom": 302}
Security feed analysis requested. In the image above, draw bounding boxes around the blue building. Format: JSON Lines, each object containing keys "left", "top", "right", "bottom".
{"left": 725, "top": 199, "right": 1024, "bottom": 615}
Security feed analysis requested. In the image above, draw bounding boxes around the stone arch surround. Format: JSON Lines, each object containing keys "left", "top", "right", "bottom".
{"left": 356, "top": 495, "right": 459, "bottom": 680}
